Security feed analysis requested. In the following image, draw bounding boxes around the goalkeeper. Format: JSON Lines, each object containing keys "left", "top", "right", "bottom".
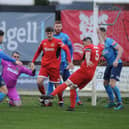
{"left": 0, "top": 30, "right": 22, "bottom": 103}
{"left": 1, "top": 51, "right": 35, "bottom": 106}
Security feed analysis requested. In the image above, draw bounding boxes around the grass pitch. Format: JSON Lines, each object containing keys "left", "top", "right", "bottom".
{"left": 0, "top": 96, "right": 129, "bottom": 129}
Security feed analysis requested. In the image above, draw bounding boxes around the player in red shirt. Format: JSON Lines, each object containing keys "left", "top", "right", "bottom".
{"left": 31, "top": 27, "right": 73, "bottom": 105}
{"left": 42, "top": 36, "right": 104, "bottom": 111}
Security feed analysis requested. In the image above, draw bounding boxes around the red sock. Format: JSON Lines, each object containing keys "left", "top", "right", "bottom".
{"left": 51, "top": 83, "right": 67, "bottom": 96}
{"left": 70, "top": 89, "right": 76, "bottom": 108}
{"left": 57, "top": 92, "right": 63, "bottom": 101}
{"left": 38, "top": 85, "right": 45, "bottom": 95}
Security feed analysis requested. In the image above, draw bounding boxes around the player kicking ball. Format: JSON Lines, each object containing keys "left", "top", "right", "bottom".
{"left": 42, "top": 36, "right": 104, "bottom": 111}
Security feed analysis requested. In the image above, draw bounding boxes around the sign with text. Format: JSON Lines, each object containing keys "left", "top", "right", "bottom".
{"left": 61, "top": 10, "right": 129, "bottom": 61}
{"left": 16, "top": 66, "right": 129, "bottom": 92}
{"left": 0, "top": 12, "right": 55, "bottom": 61}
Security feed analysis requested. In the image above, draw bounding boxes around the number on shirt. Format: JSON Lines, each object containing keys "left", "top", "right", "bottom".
{"left": 94, "top": 46, "right": 99, "bottom": 61}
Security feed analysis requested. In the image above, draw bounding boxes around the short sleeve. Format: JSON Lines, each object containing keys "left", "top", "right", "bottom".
{"left": 107, "top": 38, "right": 118, "bottom": 48}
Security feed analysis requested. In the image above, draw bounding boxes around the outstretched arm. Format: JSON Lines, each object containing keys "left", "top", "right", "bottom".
{"left": 31, "top": 43, "right": 42, "bottom": 69}
{"left": 32, "top": 43, "right": 42, "bottom": 63}
{"left": 97, "top": 29, "right": 105, "bottom": 45}
{"left": 20, "top": 66, "right": 36, "bottom": 76}
{"left": 0, "top": 51, "right": 16, "bottom": 63}
{"left": 0, "top": 51, "right": 22, "bottom": 65}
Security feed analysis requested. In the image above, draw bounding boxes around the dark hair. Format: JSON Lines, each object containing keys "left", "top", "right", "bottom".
{"left": 45, "top": 27, "right": 54, "bottom": 32}
{"left": 12, "top": 51, "right": 20, "bottom": 56}
{"left": 0, "top": 30, "right": 4, "bottom": 36}
{"left": 83, "top": 37, "right": 93, "bottom": 43}
{"left": 55, "top": 20, "right": 62, "bottom": 25}
{"left": 99, "top": 27, "right": 106, "bottom": 32}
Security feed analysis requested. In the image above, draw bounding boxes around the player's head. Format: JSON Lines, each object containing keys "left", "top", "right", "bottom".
{"left": 12, "top": 51, "right": 20, "bottom": 61}
{"left": 0, "top": 30, "right": 4, "bottom": 44}
{"left": 54, "top": 21, "right": 62, "bottom": 34}
{"left": 82, "top": 37, "right": 93, "bottom": 46}
{"left": 45, "top": 27, "right": 54, "bottom": 40}
{"left": 99, "top": 27, "right": 107, "bottom": 38}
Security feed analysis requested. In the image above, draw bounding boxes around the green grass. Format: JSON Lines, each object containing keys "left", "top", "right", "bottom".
{"left": 0, "top": 96, "right": 129, "bottom": 129}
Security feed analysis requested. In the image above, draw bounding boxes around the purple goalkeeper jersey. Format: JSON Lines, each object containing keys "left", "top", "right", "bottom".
{"left": 1, "top": 60, "right": 35, "bottom": 88}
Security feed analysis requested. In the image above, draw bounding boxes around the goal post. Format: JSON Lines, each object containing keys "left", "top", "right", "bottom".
{"left": 91, "top": 1, "right": 99, "bottom": 106}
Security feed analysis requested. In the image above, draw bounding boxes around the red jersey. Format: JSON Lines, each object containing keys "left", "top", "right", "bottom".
{"left": 32, "top": 38, "right": 71, "bottom": 67}
{"left": 81, "top": 44, "right": 104, "bottom": 72}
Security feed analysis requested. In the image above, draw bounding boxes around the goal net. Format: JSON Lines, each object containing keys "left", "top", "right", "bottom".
{"left": 90, "top": 1, "right": 129, "bottom": 105}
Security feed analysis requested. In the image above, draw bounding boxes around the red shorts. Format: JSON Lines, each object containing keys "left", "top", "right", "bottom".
{"left": 69, "top": 68, "right": 94, "bottom": 89}
{"left": 39, "top": 66, "right": 60, "bottom": 83}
